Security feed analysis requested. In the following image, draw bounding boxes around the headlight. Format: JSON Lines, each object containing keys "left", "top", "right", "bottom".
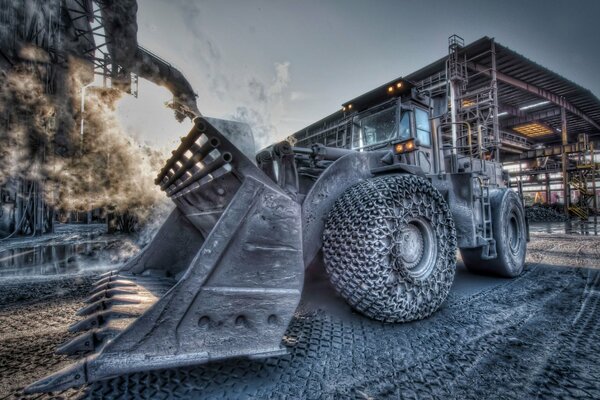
{"left": 394, "top": 139, "right": 417, "bottom": 154}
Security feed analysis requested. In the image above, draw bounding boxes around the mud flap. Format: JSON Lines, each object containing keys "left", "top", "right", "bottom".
{"left": 27, "top": 118, "right": 304, "bottom": 393}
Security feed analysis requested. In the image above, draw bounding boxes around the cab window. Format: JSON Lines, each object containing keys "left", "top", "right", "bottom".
{"left": 354, "top": 106, "right": 397, "bottom": 148}
{"left": 415, "top": 108, "right": 431, "bottom": 147}
{"left": 399, "top": 111, "right": 411, "bottom": 141}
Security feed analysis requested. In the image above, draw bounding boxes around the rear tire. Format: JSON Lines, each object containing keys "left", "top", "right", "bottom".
{"left": 460, "top": 189, "right": 526, "bottom": 278}
{"left": 322, "top": 174, "right": 457, "bottom": 323}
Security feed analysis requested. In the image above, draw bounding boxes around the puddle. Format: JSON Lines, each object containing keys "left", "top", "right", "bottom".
{"left": 0, "top": 224, "right": 138, "bottom": 277}
{"left": 529, "top": 217, "right": 600, "bottom": 235}
{"left": 0, "top": 239, "right": 124, "bottom": 276}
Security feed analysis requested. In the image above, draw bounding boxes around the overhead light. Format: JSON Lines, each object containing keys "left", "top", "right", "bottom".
{"left": 388, "top": 86, "right": 394, "bottom": 93}
{"left": 497, "top": 111, "right": 509, "bottom": 117}
{"left": 512, "top": 122, "right": 554, "bottom": 137}
{"left": 519, "top": 100, "right": 550, "bottom": 111}
{"left": 348, "top": 104, "right": 353, "bottom": 110}
{"left": 396, "top": 82, "right": 403, "bottom": 88}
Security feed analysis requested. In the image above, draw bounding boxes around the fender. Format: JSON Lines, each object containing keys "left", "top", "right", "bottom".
{"left": 302, "top": 150, "right": 388, "bottom": 267}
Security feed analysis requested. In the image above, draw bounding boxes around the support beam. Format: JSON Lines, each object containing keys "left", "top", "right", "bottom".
{"left": 498, "top": 104, "right": 526, "bottom": 118}
{"left": 490, "top": 40, "right": 501, "bottom": 163}
{"left": 592, "top": 142, "right": 598, "bottom": 211}
{"left": 509, "top": 139, "right": 600, "bottom": 161}
{"left": 545, "top": 173, "right": 551, "bottom": 204}
{"left": 561, "top": 107, "right": 569, "bottom": 215}
{"left": 469, "top": 63, "right": 600, "bottom": 131}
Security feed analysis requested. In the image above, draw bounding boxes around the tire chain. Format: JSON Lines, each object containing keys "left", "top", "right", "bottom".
{"left": 322, "top": 174, "right": 457, "bottom": 322}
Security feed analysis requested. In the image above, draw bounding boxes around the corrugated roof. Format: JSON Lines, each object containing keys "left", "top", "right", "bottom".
{"left": 406, "top": 37, "right": 600, "bottom": 142}
{"left": 293, "top": 36, "right": 600, "bottom": 145}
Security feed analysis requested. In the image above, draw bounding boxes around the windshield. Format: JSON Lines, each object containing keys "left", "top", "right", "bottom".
{"left": 353, "top": 107, "right": 397, "bottom": 149}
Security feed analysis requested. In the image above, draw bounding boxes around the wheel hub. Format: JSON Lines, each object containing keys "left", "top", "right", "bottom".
{"left": 400, "top": 225, "right": 424, "bottom": 266}
{"left": 394, "top": 217, "right": 438, "bottom": 281}
{"left": 508, "top": 213, "right": 522, "bottom": 255}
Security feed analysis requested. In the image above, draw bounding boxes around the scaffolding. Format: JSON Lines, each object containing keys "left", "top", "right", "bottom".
{"left": 506, "top": 135, "right": 599, "bottom": 218}
{"left": 424, "top": 35, "right": 502, "bottom": 161}
{"left": 569, "top": 135, "right": 598, "bottom": 219}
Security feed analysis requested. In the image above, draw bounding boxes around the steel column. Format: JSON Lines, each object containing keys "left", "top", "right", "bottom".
{"left": 449, "top": 82, "right": 458, "bottom": 155}
{"left": 592, "top": 142, "right": 598, "bottom": 211}
{"left": 561, "top": 107, "right": 569, "bottom": 215}
{"left": 545, "top": 173, "right": 551, "bottom": 204}
{"left": 491, "top": 39, "right": 501, "bottom": 163}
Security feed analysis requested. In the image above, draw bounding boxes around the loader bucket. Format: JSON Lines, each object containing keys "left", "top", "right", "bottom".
{"left": 27, "top": 117, "right": 304, "bottom": 393}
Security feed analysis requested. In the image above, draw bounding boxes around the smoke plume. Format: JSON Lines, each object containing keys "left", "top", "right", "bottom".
{"left": 231, "top": 61, "right": 292, "bottom": 149}
{"left": 0, "top": 59, "right": 168, "bottom": 224}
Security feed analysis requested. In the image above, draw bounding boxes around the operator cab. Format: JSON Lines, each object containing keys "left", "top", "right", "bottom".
{"left": 348, "top": 87, "right": 436, "bottom": 174}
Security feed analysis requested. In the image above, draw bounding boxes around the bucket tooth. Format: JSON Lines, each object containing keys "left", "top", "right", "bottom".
{"left": 58, "top": 322, "right": 126, "bottom": 355}
{"left": 93, "top": 274, "right": 136, "bottom": 287}
{"left": 93, "top": 274, "right": 119, "bottom": 287}
{"left": 56, "top": 331, "right": 98, "bottom": 355}
{"left": 77, "top": 296, "right": 141, "bottom": 316}
{"left": 98, "top": 270, "right": 117, "bottom": 279}
{"left": 68, "top": 314, "right": 105, "bottom": 333}
{"left": 69, "top": 305, "right": 150, "bottom": 333}
{"left": 85, "top": 287, "right": 138, "bottom": 304}
{"left": 89, "top": 279, "right": 136, "bottom": 295}
{"left": 25, "top": 359, "right": 88, "bottom": 394}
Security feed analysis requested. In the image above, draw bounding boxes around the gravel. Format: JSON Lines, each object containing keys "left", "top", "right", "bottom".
{"left": 1, "top": 233, "right": 600, "bottom": 399}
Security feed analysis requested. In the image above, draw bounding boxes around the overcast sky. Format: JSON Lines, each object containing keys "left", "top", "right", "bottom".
{"left": 116, "top": 0, "right": 600, "bottom": 151}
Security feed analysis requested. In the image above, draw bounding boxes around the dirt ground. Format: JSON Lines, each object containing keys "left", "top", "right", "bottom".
{"left": 1, "top": 232, "right": 599, "bottom": 399}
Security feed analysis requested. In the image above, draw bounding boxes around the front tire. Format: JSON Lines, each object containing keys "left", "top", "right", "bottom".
{"left": 322, "top": 174, "right": 457, "bottom": 323}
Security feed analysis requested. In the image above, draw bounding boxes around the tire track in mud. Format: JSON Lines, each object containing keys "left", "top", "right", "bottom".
{"left": 529, "top": 267, "right": 600, "bottom": 399}
{"left": 445, "top": 261, "right": 537, "bottom": 310}
{"left": 448, "top": 237, "right": 600, "bottom": 400}
{"left": 445, "top": 232, "right": 565, "bottom": 311}
{"left": 333, "top": 265, "right": 581, "bottom": 399}
{"left": 0, "top": 275, "right": 96, "bottom": 308}
{"left": 0, "top": 275, "right": 93, "bottom": 400}
{"left": 2, "top": 235, "right": 600, "bottom": 399}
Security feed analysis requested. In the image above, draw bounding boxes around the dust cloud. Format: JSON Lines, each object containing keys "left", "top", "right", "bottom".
{"left": 0, "top": 58, "right": 169, "bottom": 225}
{"left": 230, "top": 61, "right": 292, "bottom": 150}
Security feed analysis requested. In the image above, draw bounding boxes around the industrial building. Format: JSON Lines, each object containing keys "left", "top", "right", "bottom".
{"left": 292, "top": 35, "right": 600, "bottom": 220}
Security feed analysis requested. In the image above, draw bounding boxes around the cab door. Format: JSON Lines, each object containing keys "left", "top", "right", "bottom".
{"left": 413, "top": 107, "right": 435, "bottom": 174}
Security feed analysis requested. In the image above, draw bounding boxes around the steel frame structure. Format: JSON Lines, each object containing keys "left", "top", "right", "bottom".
{"left": 291, "top": 35, "right": 600, "bottom": 218}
